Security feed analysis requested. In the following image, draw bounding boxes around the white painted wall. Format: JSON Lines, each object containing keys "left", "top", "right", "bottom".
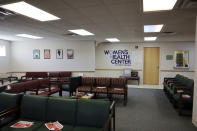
{"left": 10, "top": 39, "right": 95, "bottom": 72}
{"left": 95, "top": 42, "right": 195, "bottom": 84}
{"left": 0, "top": 39, "right": 10, "bottom": 73}
{"left": 192, "top": 17, "right": 197, "bottom": 127}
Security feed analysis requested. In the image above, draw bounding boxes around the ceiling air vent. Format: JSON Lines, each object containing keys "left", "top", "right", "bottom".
{"left": 175, "top": 0, "right": 197, "bottom": 9}
{"left": 62, "top": 33, "right": 79, "bottom": 37}
{"left": 161, "top": 32, "right": 176, "bottom": 36}
{"left": 0, "top": 7, "right": 15, "bottom": 16}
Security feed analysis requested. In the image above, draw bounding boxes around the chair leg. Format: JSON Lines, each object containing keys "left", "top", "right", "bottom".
{"left": 178, "top": 100, "right": 183, "bottom": 116}
{"left": 124, "top": 93, "right": 127, "bottom": 106}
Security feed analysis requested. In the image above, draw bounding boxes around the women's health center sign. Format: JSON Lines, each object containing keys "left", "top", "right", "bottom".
{"left": 104, "top": 49, "right": 131, "bottom": 66}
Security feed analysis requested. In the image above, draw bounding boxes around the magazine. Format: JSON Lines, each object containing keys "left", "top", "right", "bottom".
{"left": 45, "top": 121, "right": 63, "bottom": 130}
{"left": 11, "top": 121, "right": 34, "bottom": 128}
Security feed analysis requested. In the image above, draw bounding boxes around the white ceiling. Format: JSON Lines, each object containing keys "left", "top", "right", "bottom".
{"left": 0, "top": 0, "right": 197, "bottom": 43}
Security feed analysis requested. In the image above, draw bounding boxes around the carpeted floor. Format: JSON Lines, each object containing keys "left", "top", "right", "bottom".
{"left": 115, "top": 88, "right": 196, "bottom": 131}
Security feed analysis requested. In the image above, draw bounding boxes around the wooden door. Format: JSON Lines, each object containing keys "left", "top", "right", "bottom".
{"left": 143, "top": 47, "right": 160, "bottom": 85}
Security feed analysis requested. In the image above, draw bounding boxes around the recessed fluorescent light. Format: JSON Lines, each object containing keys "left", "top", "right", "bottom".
{"left": 143, "top": 0, "right": 177, "bottom": 12}
{"left": 106, "top": 38, "right": 120, "bottom": 42}
{"left": 144, "top": 25, "right": 163, "bottom": 33}
{"left": 68, "top": 29, "right": 94, "bottom": 36}
{"left": 144, "top": 37, "right": 157, "bottom": 41}
{"left": 16, "top": 34, "right": 43, "bottom": 39}
{"left": 1, "top": 1, "right": 60, "bottom": 21}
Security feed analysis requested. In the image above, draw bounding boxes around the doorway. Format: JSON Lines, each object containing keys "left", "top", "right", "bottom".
{"left": 143, "top": 47, "right": 160, "bottom": 85}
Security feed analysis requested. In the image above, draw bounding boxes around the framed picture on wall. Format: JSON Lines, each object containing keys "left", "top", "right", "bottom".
{"left": 33, "top": 49, "right": 40, "bottom": 59}
{"left": 56, "top": 49, "right": 63, "bottom": 59}
{"left": 67, "top": 49, "right": 74, "bottom": 59}
{"left": 44, "top": 49, "right": 51, "bottom": 59}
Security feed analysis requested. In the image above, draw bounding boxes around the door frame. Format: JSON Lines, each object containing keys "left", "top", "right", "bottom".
{"left": 143, "top": 47, "right": 160, "bottom": 85}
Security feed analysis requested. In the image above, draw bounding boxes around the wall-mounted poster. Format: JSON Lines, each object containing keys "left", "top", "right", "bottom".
{"left": 33, "top": 49, "right": 40, "bottom": 59}
{"left": 67, "top": 49, "right": 74, "bottom": 59}
{"left": 56, "top": 49, "right": 63, "bottom": 59}
{"left": 44, "top": 49, "right": 51, "bottom": 59}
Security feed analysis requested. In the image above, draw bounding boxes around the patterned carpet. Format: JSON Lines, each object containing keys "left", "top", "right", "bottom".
{"left": 115, "top": 88, "right": 196, "bottom": 131}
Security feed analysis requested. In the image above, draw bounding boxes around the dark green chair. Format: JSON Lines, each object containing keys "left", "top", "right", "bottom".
{"left": 0, "top": 95, "right": 47, "bottom": 131}
{"left": 0, "top": 92, "right": 23, "bottom": 127}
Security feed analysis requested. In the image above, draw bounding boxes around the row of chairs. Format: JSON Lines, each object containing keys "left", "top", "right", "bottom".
{"left": 163, "top": 74, "right": 194, "bottom": 115}
{"left": 5, "top": 79, "right": 61, "bottom": 96}
{"left": 20, "top": 72, "right": 71, "bottom": 82}
{"left": 75, "top": 77, "right": 128, "bottom": 105}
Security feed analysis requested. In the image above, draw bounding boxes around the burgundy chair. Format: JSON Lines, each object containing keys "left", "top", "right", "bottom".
{"left": 48, "top": 72, "right": 60, "bottom": 83}
{"left": 33, "top": 72, "right": 48, "bottom": 79}
{"left": 109, "top": 78, "right": 127, "bottom": 105}
{"left": 24, "top": 80, "right": 40, "bottom": 94}
{"left": 92, "top": 77, "right": 111, "bottom": 94}
{"left": 5, "top": 82, "right": 25, "bottom": 93}
{"left": 21, "top": 72, "right": 47, "bottom": 82}
{"left": 77, "top": 77, "right": 94, "bottom": 93}
{"left": 38, "top": 78, "right": 51, "bottom": 91}
{"left": 59, "top": 72, "right": 71, "bottom": 82}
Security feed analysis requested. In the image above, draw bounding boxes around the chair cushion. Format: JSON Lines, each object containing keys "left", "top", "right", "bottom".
{"left": 46, "top": 97, "right": 77, "bottom": 125}
{"left": 73, "top": 126, "right": 103, "bottom": 131}
{"left": 77, "top": 86, "right": 91, "bottom": 92}
{"left": 0, "top": 92, "right": 22, "bottom": 111}
{"left": 92, "top": 87, "right": 107, "bottom": 93}
{"left": 108, "top": 88, "right": 125, "bottom": 94}
{"left": 0, "top": 119, "right": 43, "bottom": 131}
{"left": 76, "top": 99, "right": 110, "bottom": 128}
{"left": 20, "top": 95, "right": 48, "bottom": 121}
{"left": 36, "top": 124, "right": 74, "bottom": 131}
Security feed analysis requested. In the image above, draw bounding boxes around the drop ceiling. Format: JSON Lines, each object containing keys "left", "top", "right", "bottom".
{"left": 0, "top": 0, "right": 196, "bottom": 43}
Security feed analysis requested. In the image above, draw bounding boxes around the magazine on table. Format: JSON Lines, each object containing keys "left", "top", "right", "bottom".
{"left": 45, "top": 121, "right": 63, "bottom": 130}
{"left": 11, "top": 121, "right": 34, "bottom": 128}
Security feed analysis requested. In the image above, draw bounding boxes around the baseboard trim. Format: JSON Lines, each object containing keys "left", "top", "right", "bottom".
{"left": 192, "top": 119, "right": 197, "bottom": 127}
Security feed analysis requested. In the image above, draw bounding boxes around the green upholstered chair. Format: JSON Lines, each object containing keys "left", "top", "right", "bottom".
{"left": 74, "top": 99, "right": 110, "bottom": 131}
{"left": 0, "top": 92, "right": 23, "bottom": 127}
{"left": 172, "top": 78, "right": 194, "bottom": 115}
{"left": 0, "top": 95, "right": 47, "bottom": 131}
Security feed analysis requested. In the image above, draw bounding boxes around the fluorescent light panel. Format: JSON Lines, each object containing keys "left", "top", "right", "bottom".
{"left": 68, "top": 29, "right": 94, "bottom": 36}
{"left": 106, "top": 38, "right": 120, "bottom": 42}
{"left": 1, "top": 1, "right": 60, "bottom": 21}
{"left": 143, "top": 0, "right": 177, "bottom": 12}
{"left": 144, "top": 24, "right": 163, "bottom": 33}
{"left": 144, "top": 37, "right": 157, "bottom": 41}
{"left": 16, "top": 34, "right": 43, "bottom": 39}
